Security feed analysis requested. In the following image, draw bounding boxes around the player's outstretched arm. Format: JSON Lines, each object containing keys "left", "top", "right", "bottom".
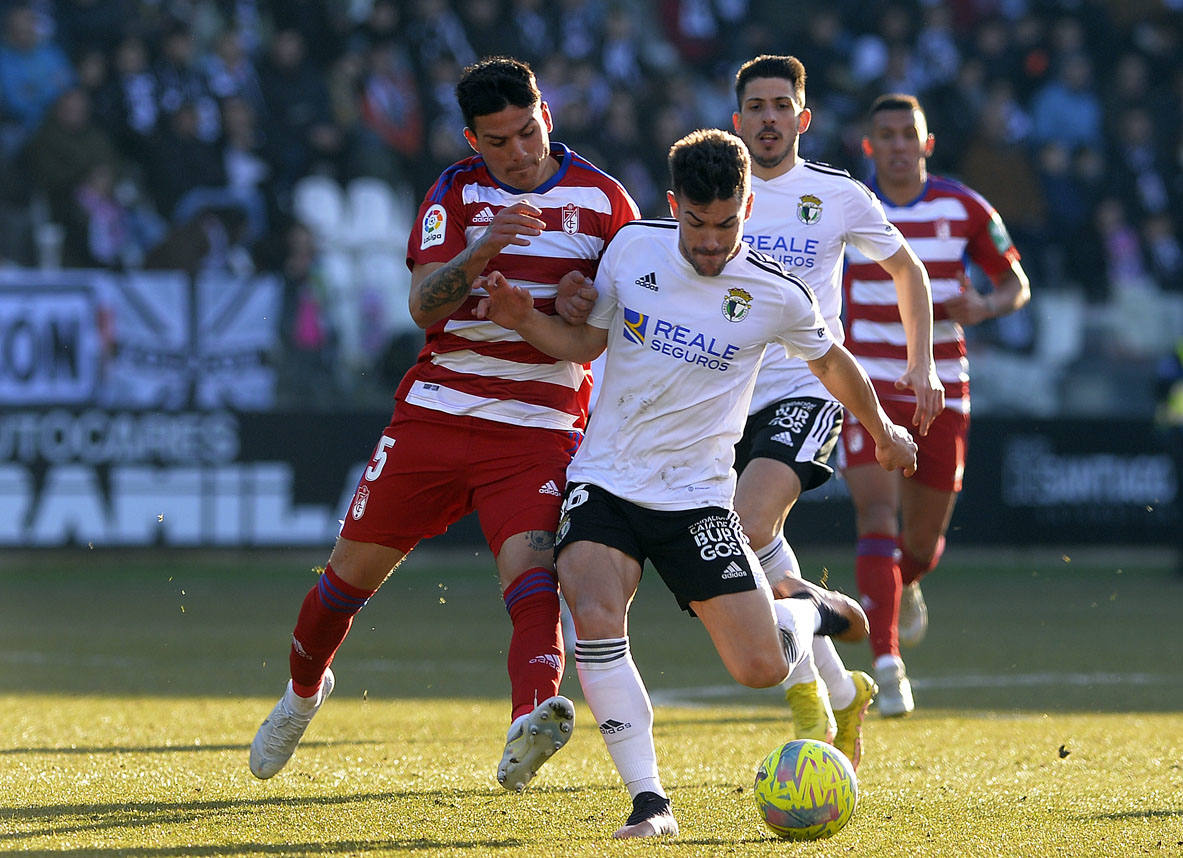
{"left": 879, "top": 244, "right": 943, "bottom": 436}
{"left": 807, "top": 343, "right": 917, "bottom": 476}
{"left": 475, "top": 271, "right": 607, "bottom": 363}
{"left": 409, "top": 202, "right": 547, "bottom": 328}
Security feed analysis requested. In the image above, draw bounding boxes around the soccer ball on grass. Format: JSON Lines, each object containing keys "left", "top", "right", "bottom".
{"left": 753, "top": 738, "right": 858, "bottom": 840}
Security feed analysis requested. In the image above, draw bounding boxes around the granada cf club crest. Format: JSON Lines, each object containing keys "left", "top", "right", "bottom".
{"left": 797, "top": 194, "right": 823, "bottom": 225}
{"left": 351, "top": 484, "right": 370, "bottom": 520}
{"left": 721, "top": 287, "right": 752, "bottom": 322}
{"left": 562, "top": 202, "right": 580, "bottom": 235}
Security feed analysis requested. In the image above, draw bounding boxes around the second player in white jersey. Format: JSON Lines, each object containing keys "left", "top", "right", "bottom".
{"left": 744, "top": 161, "right": 906, "bottom": 411}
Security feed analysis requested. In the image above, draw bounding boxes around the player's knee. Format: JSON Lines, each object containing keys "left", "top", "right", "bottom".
{"left": 728, "top": 651, "right": 788, "bottom": 689}
{"left": 565, "top": 596, "right": 626, "bottom": 640}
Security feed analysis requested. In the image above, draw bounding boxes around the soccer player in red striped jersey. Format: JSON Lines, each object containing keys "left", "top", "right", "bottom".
{"left": 841, "top": 94, "right": 1031, "bottom": 716}
{"left": 249, "top": 56, "right": 639, "bottom": 788}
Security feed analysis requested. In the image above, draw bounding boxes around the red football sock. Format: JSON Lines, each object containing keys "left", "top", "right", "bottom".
{"left": 503, "top": 567, "right": 564, "bottom": 721}
{"left": 855, "top": 534, "right": 901, "bottom": 659}
{"left": 289, "top": 564, "right": 377, "bottom": 696}
{"left": 899, "top": 535, "right": 945, "bottom": 586}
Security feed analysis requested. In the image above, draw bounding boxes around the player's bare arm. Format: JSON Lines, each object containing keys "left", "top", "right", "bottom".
{"left": 943, "top": 263, "right": 1031, "bottom": 327}
{"left": 807, "top": 343, "right": 917, "bottom": 476}
{"left": 554, "top": 271, "right": 597, "bottom": 325}
{"left": 475, "top": 271, "right": 607, "bottom": 363}
{"left": 879, "top": 244, "right": 943, "bottom": 436}
{"left": 409, "top": 202, "right": 547, "bottom": 327}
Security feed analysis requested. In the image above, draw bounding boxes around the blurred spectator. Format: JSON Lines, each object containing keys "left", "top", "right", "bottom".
{"left": 1029, "top": 52, "right": 1103, "bottom": 150}
{"left": 1143, "top": 214, "right": 1183, "bottom": 294}
{"left": 106, "top": 33, "right": 158, "bottom": 160}
{"left": 404, "top": 0, "right": 476, "bottom": 71}
{"left": 257, "top": 27, "right": 344, "bottom": 206}
{"left": 24, "top": 85, "right": 116, "bottom": 223}
{"left": 0, "top": 2, "right": 75, "bottom": 156}
{"left": 145, "top": 99, "right": 227, "bottom": 220}
{"left": 153, "top": 18, "right": 221, "bottom": 143}
{"left": 355, "top": 38, "right": 423, "bottom": 187}
{"left": 273, "top": 219, "right": 340, "bottom": 409}
{"left": 1107, "top": 106, "right": 1172, "bottom": 220}
{"left": 216, "top": 94, "right": 269, "bottom": 242}
{"left": 205, "top": 27, "right": 265, "bottom": 114}
{"left": 144, "top": 204, "right": 252, "bottom": 277}
{"left": 505, "top": 0, "right": 558, "bottom": 67}
{"left": 68, "top": 159, "right": 165, "bottom": 269}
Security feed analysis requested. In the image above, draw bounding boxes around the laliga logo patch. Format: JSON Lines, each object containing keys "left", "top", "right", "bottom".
{"left": 420, "top": 204, "right": 446, "bottom": 250}
{"left": 721, "top": 287, "right": 752, "bottom": 322}
{"left": 562, "top": 202, "right": 580, "bottom": 235}
{"left": 797, "top": 194, "right": 823, "bottom": 225}
{"left": 351, "top": 484, "right": 370, "bottom": 520}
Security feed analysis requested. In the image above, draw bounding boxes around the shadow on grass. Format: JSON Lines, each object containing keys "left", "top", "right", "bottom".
{"left": 0, "top": 783, "right": 619, "bottom": 844}
{"left": 0, "top": 841, "right": 527, "bottom": 857}
{"left": 0, "top": 740, "right": 375, "bottom": 756}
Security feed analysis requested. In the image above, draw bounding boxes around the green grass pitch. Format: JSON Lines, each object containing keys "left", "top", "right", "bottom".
{"left": 1, "top": 545, "right": 1180, "bottom": 856}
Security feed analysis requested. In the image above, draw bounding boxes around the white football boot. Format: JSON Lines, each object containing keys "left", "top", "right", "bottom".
{"left": 249, "top": 668, "right": 334, "bottom": 778}
{"left": 874, "top": 656, "right": 915, "bottom": 717}
{"left": 898, "top": 582, "right": 929, "bottom": 647}
{"left": 496, "top": 695, "right": 575, "bottom": 791}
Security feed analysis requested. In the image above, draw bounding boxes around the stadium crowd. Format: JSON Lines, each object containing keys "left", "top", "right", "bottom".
{"left": 1, "top": 0, "right": 1180, "bottom": 411}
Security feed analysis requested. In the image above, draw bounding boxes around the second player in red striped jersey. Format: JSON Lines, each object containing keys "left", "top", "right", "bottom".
{"left": 841, "top": 93, "right": 1031, "bottom": 717}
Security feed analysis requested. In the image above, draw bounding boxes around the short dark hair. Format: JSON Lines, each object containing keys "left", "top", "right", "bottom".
{"left": 734, "top": 55, "right": 806, "bottom": 109}
{"left": 668, "top": 129, "right": 750, "bottom": 205}
{"left": 869, "top": 93, "right": 925, "bottom": 120}
{"left": 455, "top": 56, "right": 541, "bottom": 130}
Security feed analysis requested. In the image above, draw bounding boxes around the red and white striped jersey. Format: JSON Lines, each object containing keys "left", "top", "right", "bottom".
{"left": 843, "top": 175, "right": 1020, "bottom": 414}
{"left": 401, "top": 143, "right": 639, "bottom": 431}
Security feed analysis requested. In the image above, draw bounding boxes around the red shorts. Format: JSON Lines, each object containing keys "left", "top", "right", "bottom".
{"left": 341, "top": 403, "right": 579, "bottom": 555}
{"left": 841, "top": 401, "right": 969, "bottom": 493}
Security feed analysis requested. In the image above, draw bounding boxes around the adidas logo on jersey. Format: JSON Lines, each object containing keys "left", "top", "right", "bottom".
{"left": 720, "top": 561, "right": 747, "bottom": 579}
{"left": 770, "top": 431, "right": 795, "bottom": 446}
{"left": 472, "top": 205, "right": 496, "bottom": 224}
{"left": 634, "top": 271, "right": 658, "bottom": 291}
{"left": 538, "top": 479, "right": 562, "bottom": 497}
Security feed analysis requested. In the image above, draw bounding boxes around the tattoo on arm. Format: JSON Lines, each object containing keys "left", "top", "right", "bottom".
{"left": 526, "top": 530, "right": 555, "bottom": 552}
{"left": 416, "top": 244, "right": 486, "bottom": 315}
{"left": 418, "top": 264, "right": 472, "bottom": 314}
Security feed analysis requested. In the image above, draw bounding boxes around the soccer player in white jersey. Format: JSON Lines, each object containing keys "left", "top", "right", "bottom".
{"left": 842, "top": 94, "right": 1031, "bottom": 716}
{"left": 477, "top": 128, "right": 917, "bottom": 838}
{"left": 249, "top": 57, "right": 639, "bottom": 789}
{"left": 728, "top": 55, "right": 943, "bottom": 766}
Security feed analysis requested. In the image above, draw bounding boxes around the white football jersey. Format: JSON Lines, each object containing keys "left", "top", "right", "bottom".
{"left": 744, "top": 160, "right": 903, "bottom": 412}
{"left": 568, "top": 219, "right": 834, "bottom": 511}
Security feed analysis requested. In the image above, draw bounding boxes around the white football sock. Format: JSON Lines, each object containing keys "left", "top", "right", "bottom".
{"left": 771, "top": 597, "right": 818, "bottom": 680}
{"left": 755, "top": 535, "right": 802, "bottom": 590}
{"left": 575, "top": 637, "right": 664, "bottom": 799}
{"left": 813, "top": 636, "right": 856, "bottom": 709}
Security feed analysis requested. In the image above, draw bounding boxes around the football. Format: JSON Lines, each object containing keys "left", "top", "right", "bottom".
{"left": 753, "top": 738, "right": 858, "bottom": 840}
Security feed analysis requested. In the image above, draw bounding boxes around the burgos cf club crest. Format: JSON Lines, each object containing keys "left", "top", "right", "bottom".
{"left": 562, "top": 202, "right": 580, "bottom": 235}
{"left": 623, "top": 307, "right": 648, "bottom": 344}
{"left": 797, "top": 194, "right": 823, "bottom": 225}
{"left": 420, "top": 204, "right": 446, "bottom": 250}
{"left": 721, "top": 288, "right": 752, "bottom": 322}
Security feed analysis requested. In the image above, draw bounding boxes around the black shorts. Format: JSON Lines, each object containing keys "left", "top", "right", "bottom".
{"left": 734, "top": 397, "right": 844, "bottom": 492}
{"left": 555, "top": 482, "right": 761, "bottom": 614}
